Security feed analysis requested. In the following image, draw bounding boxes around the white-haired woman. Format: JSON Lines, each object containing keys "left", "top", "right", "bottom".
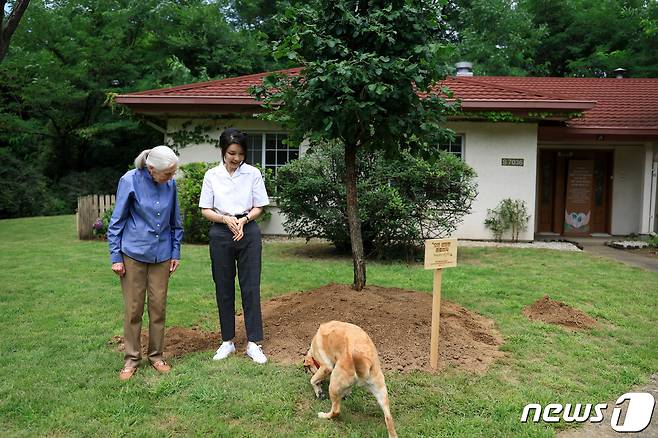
{"left": 107, "top": 145, "right": 184, "bottom": 381}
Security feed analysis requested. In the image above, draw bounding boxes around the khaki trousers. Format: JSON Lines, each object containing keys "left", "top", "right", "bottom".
{"left": 120, "top": 256, "right": 170, "bottom": 367}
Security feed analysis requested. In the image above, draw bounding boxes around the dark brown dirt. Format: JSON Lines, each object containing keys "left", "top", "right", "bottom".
{"left": 523, "top": 295, "right": 598, "bottom": 330}
{"left": 111, "top": 283, "right": 505, "bottom": 373}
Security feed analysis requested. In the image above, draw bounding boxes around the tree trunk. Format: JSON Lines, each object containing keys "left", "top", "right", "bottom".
{"left": 344, "top": 141, "right": 366, "bottom": 291}
{"left": 0, "top": 0, "right": 31, "bottom": 64}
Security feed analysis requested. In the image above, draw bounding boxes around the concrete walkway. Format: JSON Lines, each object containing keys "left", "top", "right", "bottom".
{"left": 554, "top": 237, "right": 658, "bottom": 437}
{"left": 568, "top": 237, "right": 658, "bottom": 272}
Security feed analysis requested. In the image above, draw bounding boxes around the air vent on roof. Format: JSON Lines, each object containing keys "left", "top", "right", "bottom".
{"left": 614, "top": 68, "right": 627, "bottom": 79}
{"left": 455, "top": 62, "right": 474, "bottom": 77}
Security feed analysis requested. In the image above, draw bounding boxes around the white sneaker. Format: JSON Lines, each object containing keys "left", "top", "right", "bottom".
{"left": 246, "top": 342, "right": 267, "bottom": 364}
{"left": 213, "top": 341, "right": 235, "bottom": 360}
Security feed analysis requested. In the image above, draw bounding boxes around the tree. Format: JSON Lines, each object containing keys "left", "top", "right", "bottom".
{"left": 444, "top": 0, "right": 547, "bottom": 76}
{"left": 253, "top": 0, "right": 456, "bottom": 290}
{"left": 525, "top": 0, "right": 658, "bottom": 77}
{"left": 0, "top": 0, "right": 30, "bottom": 62}
{"left": 0, "top": 0, "right": 284, "bottom": 216}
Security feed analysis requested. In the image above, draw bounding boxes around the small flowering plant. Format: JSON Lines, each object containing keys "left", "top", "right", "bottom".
{"left": 92, "top": 206, "right": 114, "bottom": 239}
{"left": 92, "top": 218, "right": 105, "bottom": 238}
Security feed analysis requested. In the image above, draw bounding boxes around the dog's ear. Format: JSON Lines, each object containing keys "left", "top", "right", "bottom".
{"left": 303, "top": 355, "right": 317, "bottom": 373}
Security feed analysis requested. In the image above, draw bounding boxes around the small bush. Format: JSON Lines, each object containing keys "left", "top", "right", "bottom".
{"left": 485, "top": 198, "right": 530, "bottom": 242}
{"left": 92, "top": 206, "right": 114, "bottom": 239}
{"left": 276, "top": 140, "right": 478, "bottom": 259}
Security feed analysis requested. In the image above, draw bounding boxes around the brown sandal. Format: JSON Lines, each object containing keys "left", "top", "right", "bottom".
{"left": 119, "top": 366, "right": 137, "bottom": 381}
{"left": 151, "top": 360, "right": 171, "bottom": 374}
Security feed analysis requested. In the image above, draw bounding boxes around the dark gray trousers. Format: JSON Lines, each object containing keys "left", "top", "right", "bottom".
{"left": 209, "top": 221, "right": 264, "bottom": 342}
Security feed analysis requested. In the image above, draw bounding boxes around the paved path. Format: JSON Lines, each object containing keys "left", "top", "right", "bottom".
{"left": 574, "top": 238, "right": 658, "bottom": 272}
{"left": 556, "top": 238, "right": 657, "bottom": 437}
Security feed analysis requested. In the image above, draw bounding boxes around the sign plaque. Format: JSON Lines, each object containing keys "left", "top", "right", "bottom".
{"left": 501, "top": 158, "right": 524, "bottom": 167}
{"left": 424, "top": 239, "right": 458, "bottom": 270}
{"left": 423, "top": 238, "right": 458, "bottom": 369}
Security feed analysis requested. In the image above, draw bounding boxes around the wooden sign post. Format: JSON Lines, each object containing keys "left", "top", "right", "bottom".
{"left": 424, "top": 238, "right": 458, "bottom": 369}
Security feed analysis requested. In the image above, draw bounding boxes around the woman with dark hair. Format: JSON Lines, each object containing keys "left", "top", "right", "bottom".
{"left": 199, "top": 128, "right": 270, "bottom": 364}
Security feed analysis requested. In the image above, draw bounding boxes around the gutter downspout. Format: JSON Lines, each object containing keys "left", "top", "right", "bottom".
{"left": 651, "top": 159, "right": 657, "bottom": 234}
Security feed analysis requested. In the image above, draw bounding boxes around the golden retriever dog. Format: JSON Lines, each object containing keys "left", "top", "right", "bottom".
{"left": 304, "top": 320, "right": 397, "bottom": 438}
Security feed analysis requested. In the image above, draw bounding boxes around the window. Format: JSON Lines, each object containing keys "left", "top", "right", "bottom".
{"left": 245, "top": 132, "right": 298, "bottom": 174}
{"left": 439, "top": 135, "right": 464, "bottom": 159}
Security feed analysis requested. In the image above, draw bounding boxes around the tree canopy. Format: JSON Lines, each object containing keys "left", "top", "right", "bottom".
{"left": 0, "top": 0, "right": 656, "bottom": 219}
{"left": 253, "top": 0, "right": 456, "bottom": 290}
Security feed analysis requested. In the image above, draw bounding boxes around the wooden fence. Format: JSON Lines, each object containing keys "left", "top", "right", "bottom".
{"left": 76, "top": 194, "right": 116, "bottom": 240}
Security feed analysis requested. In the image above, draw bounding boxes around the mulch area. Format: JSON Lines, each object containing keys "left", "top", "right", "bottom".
{"left": 111, "top": 283, "right": 505, "bottom": 373}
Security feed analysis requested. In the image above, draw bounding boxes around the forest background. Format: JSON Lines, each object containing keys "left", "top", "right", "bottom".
{"left": 1, "top": 0, "right": 657, "bottom": 219}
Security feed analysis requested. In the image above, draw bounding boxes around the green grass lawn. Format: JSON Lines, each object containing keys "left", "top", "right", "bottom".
{"left": 0, "top": 215, "right": 656, "bottom": 437}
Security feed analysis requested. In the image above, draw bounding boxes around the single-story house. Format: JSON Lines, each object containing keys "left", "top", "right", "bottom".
{"left": 115, "top": 65, "right": 658, "bottom": 241}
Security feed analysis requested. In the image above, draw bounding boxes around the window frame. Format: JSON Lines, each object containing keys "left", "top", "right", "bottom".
{"left": 243, "top": 131, "right": 297, "bottom": 174}
{"left": 438, "top": 134, "right": 465, "bottom": 160}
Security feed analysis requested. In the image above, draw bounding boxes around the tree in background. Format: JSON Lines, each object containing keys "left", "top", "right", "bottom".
{"left": 526, "top": 0, "right": 658, "bottom": 77}
{"left": 444, "top": 0, "right": 658, "bottom": 77}
{"left": 253, "top": 0, "right": 456, "bottom": 290}
{"left": 0, "top": 0, "right": 30, "bottom": 62}
{"left": 0, "top": 0, "right": 288, "bottom": 218}
{"left": 444, "top": 0, "right": 547, "bottom": 76}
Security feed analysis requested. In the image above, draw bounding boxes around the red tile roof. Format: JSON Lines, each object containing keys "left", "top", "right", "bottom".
{"left": 459, "top": 76, "right": 658, "bottom": 131}
{"left": 116, "top": 68, "right": 658, "bottom": 133}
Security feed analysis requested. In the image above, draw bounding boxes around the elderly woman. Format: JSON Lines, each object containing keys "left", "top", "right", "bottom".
{"left": 107, "top": 145, "right": 183, "bottom": 381}
{"left": 199, "top": 128, "right": 269, "bottom": 364}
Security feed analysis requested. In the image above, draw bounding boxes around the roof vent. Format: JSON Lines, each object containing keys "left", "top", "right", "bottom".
{"left": 455, "top": 62, "right": 474, "bottom": 77}
{"left": 614, "top": 68, "right": 627, "bottom": 79}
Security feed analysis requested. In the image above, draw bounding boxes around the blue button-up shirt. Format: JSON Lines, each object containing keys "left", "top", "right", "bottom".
{"left": 108, "top": 168, "right": 183, "bottom": 264}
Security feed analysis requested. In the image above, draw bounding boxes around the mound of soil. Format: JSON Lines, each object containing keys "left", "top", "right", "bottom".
{"left": 111, "top": 283, "right": 504, "bottom": 373}
{"left": 523, "top": 295, "right": 597, "bottom": 330}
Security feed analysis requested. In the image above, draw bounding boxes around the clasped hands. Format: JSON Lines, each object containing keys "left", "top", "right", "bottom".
{"left": 224, "top": 215, "right": 247, "bottom": 241}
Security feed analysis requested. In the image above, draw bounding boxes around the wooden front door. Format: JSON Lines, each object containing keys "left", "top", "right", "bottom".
{"left": 537, "top": 150, "right": 613, "bottom": 235}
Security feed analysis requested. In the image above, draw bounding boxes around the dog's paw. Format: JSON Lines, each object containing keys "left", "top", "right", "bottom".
{"left": 318, "top": 411, "right": 331, "bottom": 419}
{"left": 315, "top": 388, "right": 326, "bottom": 399}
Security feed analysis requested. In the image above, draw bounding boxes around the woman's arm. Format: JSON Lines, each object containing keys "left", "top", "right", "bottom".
{"left": 201, "top": 208, "right": 226, "bottom": 224}
{"left": 246, "top": 207, "right": 263, "bottom": 222}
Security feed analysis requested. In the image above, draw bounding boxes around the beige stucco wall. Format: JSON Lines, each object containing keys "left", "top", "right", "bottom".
{"left": 448, "top": 122, "right": 538, "bottom": 241}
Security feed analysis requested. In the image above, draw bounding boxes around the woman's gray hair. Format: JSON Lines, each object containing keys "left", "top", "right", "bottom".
{"left": 134, "top": 145, "right": 179, "bottom": 170}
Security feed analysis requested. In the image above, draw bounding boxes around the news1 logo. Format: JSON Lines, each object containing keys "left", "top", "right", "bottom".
{"left": 521, "top": 392, "right": 656, "bottom": 433}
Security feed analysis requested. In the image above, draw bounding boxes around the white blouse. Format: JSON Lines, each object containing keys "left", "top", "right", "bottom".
{"left": 198, "top": 163, "right": 269, "bottom": 215}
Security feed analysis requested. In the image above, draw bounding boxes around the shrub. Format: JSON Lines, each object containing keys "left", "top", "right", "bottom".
{"left": 485, "top": 198, "right": 530, "bottom": 242}
{"left": 177, "top": 162, "right": 274, "bottom": 243}
{"left": 276, "top": 141, "right": 478, "bottom": 259}
{"left": 92, "top": 206, "right": 114, "bottom": 239}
